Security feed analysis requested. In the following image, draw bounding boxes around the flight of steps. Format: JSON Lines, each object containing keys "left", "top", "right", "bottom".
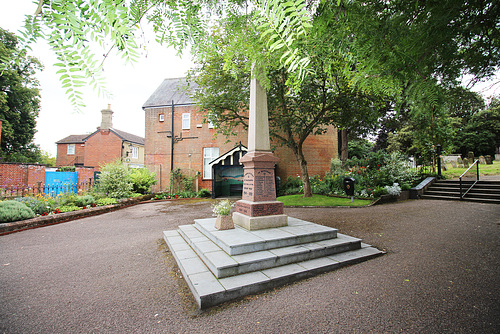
{"left": 163, "top": 217, "right": 383, "bottom": 309}
{"left": 422, "top": 180, "right": 500, "bottom": 204}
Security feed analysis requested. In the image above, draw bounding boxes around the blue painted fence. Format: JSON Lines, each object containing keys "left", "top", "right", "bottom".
{"left": 44, "top": 171, "right": 78, "bottom": 196}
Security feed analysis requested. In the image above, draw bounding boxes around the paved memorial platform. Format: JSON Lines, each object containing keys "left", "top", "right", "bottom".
{"left": 164, "top": 217, "right": 383, "bottom": 309}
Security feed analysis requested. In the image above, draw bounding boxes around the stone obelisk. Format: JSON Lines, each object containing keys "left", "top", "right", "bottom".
{"left": 232, "top": 68, "right": 288, "bottom": 230}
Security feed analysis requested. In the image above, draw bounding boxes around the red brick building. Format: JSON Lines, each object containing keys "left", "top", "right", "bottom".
{"left": 56, "top": 106, "right": 145, "bottom": 170}
{"left": 143, "top": 78, "right": 338, "bottom": 194}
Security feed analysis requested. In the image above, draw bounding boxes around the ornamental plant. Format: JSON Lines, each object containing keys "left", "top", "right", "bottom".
{"left": 129, "top": 168, "right": 157, "bottom": 194}
{"left": 0, "top": 200, "right": 35, "bottom": 223}
{"left": 385, "top": 183, "right": 402, "bottom": 196}
{"left": 96, "top": 160, "right": 133, "bottom": 199}
{"left": 212, "top": 199, "right": 234, "bottom": 217}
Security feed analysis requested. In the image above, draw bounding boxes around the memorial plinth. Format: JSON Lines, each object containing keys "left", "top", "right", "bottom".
{"left": 233, "top": 151, "right": 288, "bottom": 230}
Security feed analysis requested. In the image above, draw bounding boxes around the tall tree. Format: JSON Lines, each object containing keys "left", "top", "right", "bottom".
{"left": 0, "top": 28, "right": 42, "bottom": 163}
{"left": 18, "top": 1, "right": 499, "bottom": 110}
{"left": 189, "top": 17, "right": 387, "bottom": 197}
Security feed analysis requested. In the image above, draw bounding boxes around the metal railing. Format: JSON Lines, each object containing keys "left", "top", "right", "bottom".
{"left": 459, "top": 159, "right": 479, "bottom": 199}
{"left": 0, "top": 180, "right": 94, "bottom": 200}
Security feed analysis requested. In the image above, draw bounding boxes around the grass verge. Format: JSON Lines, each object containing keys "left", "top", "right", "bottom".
{"left": 277, "top": 194, "right": 373, "bottom": 207}
{"left": 442, "top": 160, "right": 500, "bottom": 179}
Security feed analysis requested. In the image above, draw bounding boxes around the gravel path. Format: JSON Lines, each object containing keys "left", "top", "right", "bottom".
{"left": 1, "top": 199, "right": 499, "bottom": 333}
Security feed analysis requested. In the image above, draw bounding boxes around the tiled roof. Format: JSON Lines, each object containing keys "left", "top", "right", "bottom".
{"left": 55, "top": 134, "right": 88, "bottom": 144}
{"left": 109, "top": 128, "right": 145, "bottom": 145}
{"left": 57, "top": 129, "right": 144, "bottom": 146}
{"left": 142, "top": 77, "right": 199, "bottom": 108}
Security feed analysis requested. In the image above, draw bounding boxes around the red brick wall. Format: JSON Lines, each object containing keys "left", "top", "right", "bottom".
{"left": 144, "top": 105, "right": 338, "bottom": 193}
{"left": 76, "top": 167, "right": 96, "bottom": 185}
{"left": 56, "top": 143, "right": 85, "bottom": 167}
{"left": 144, "top": 105, "right": 246, "bottom": 192}
{"left": 84, "top": 130, "right": 123, "bottom": 169}
{"left": 273, "top": 126, "right": 338, "bottom": 180}
{"left": 0, "top": 163, "right": 46, "bottom": 188}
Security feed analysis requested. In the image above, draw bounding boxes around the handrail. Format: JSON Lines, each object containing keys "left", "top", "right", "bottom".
{"left": 459, "top": 159, "right": 479, "bottom": 199}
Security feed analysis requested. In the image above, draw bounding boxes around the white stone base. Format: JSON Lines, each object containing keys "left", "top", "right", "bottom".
{"left": 232, "top": 212, "right": 288, "bottom": 231}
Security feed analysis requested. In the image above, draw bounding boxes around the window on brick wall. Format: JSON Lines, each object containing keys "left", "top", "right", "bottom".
{"left": 67, "top": 144, "right": 75, "bottom": 155}
{"left": 159, "top": 114, "right": 165, "bottom": 122}
{"left": 131, "top": 146, "right": 139, "bottom": 159}
{"left": 203, "top": 147, "right": 219, "bottom": 179}
{"left": 182, "top": 113, "right": 190, "bottom": 130}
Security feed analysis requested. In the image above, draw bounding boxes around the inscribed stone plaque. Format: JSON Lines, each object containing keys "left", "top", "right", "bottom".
{"left": 254, "top": 169, "right": 275, "bottom": 201}
{"left": 242, "top": 172, "right": 254, "bottom": 200}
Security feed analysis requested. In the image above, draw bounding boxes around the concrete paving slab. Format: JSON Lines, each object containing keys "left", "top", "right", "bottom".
{"left": 298, "top": 256, "right": 340, "bottom": 270}
{"left": 188, "top": 271, "right": 225, "bottom": 297}
{"left": 219, "top": 271, "right": 270, "bottom": 292}
{"left": 262, "top": 263, "right": 308, "bottom": 280}
{"left": 178, "top": 224, "right": 205, "bottom": 239}
{"left": 269, "top": 244, "right": 309, "bottom": 257}
{"left": 193, "top": 239, "right": 221, "bottom": 253}
{"left": 204, "top": 250, "right": 238, "bottom": 270}
{"left": 329, "top": 247, "right": 383, "bottom": 263}
{"left": 181, "top": 257, "right": 209, "bottom": 276}
{"left": 175, "top": 248, "right": 198, "bottom": 260}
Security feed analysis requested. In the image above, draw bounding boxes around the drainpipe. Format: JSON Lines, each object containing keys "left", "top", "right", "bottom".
{"left": 171, "top": 100, "right": 174, "bottom": 172}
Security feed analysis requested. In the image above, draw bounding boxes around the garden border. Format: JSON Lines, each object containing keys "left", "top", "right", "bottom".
{"left": 0, "top": 195, "right": 154, "bottom": 236}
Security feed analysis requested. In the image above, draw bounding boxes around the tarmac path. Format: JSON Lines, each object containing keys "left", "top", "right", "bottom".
{"left": 1, "top": 199, "right": 499, "bottom": 333}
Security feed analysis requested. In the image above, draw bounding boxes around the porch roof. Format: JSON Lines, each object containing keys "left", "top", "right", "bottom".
{"left": 209, "top": 144, "right": 248, "bottom": 166}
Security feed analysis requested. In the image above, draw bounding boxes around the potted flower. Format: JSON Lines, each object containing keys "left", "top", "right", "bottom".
{"left": 212, "top": 199, "right": 235, "bottom": 230}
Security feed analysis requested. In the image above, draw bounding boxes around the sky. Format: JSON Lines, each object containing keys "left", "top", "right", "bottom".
{"left": 1, "top": 1, "right": 499, "bottom": 157}
{"left": 0, "top": 0, "right": 193, "bottom": 156}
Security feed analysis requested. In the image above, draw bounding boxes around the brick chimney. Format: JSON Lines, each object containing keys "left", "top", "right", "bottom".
{"left": 100, "top": 104, "right": 113, "bottom": 130}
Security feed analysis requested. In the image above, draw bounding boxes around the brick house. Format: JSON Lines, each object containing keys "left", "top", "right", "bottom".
{"left": 56, "top": 106, "right": 145, "bottom": 169}
{"left": 142, "top": 78, "right": 338, "bottom": 194}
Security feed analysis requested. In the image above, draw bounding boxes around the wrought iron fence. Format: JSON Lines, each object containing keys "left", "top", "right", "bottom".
{"left": 0, "top": 180, "right": 94, "bottom": 200}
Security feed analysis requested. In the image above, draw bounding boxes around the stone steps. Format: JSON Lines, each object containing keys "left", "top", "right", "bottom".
{"left": 422, "top": 180, "right": 500, "bottom": 204}
{"left": 163, "top": 217, "right": 384, "bottom": 309}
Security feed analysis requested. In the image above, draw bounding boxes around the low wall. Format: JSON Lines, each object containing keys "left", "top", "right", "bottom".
{"left": 0, "top": 163, "right": 45, "bottom": 188}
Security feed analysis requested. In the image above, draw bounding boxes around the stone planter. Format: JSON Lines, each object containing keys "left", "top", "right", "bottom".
{"left": 215, "top": 215, "right": 234, "bottom": 230}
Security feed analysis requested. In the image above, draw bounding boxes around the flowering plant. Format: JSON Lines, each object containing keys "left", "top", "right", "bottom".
{"left": 212, "top": 199, "right": 234, "bottom": 217}
{"left": 385, "top": 182, "right": 402, "bottom": 196}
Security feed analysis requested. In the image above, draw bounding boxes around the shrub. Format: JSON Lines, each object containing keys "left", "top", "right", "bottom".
{"left": 373, "top": 186, "right": 388, "bottom": 197}
{"left": 56, "top": 193, "right": 78, "bottom": 206}
{"left": 329, "top": 158, "right": 344, "bottom": 175}
{"left": 129, "top": 168, "right": 157, "bottom": 194}
{"left": 385, "top": 182, "right": 402, "bottom": 196}
{"left": 58, "top": 166, "right": 75, "bottom": 172}
{"left": 74, "top": 194, "right": 96, "bottom": 207}
{"left": 197, "top": 189, "right": 211, "bottom": 198}
{"left": 379, "top": 152, "right": 415, "bottom": 186}
{"left": 154, "top": 192, "right": 171, "bottom": 200}
{"left": 176, "top": 191, "right": 196, "bottom": 198}
{"left": 97, "top": 197, "right": 117, "bottom": 206}
{"left": 278, "top": 176, "right": 303, "bottom": 196}
{"left": 96, "top": 160, "right": 133, "bottom": 198}
{"left": 14, "top": 197, "right": 52, "bottom": 215}
{"left": 57, "top": 205, "right": 81, "bottom": 213}
{"left": 0, "top": 200, "right": 35, "bottom": 223}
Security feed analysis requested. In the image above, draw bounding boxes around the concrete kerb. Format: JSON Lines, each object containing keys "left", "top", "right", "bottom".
{"left": 0, "top": 194, "right": 155, "bottom": 235}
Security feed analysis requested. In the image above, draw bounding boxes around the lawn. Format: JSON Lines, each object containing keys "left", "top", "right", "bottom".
{"left": 277, "top": 194, "right": 373, "bottom": 207}
{"left": 442, "top": 160, "right": 500, "bottom": 179}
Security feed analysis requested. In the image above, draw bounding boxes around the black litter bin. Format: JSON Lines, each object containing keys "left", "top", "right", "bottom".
{"left": 343, "top": 177, "right": 355, "bottom": 196}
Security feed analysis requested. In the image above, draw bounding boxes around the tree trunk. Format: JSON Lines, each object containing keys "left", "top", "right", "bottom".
{"left": 340, "top": 129, "right": 349, "bottom": 161}
{"left": 295, "top": 146, "right": 313, "bottom": 198}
